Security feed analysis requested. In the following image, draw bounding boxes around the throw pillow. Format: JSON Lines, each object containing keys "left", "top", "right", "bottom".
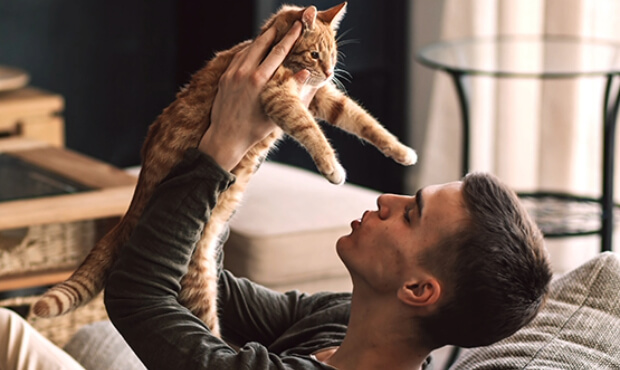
{"left": 64, "top": 320, "right": 146, "bottom": 370}
{"left": 451, "top": 252, "right": 620, "bottom": 369}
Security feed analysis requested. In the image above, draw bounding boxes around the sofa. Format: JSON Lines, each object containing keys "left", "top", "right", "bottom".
{"left": 63, "top": 248, "right": 620, "bottom": 370}
{"left": 61, "top": 161, "right": 620, "bottom": 369}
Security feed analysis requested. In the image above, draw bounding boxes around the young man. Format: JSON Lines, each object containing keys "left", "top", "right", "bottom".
{"left": 104, "top": 21, "right": 552, "bottom": 370}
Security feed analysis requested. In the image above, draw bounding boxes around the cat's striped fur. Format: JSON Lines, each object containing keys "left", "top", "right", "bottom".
{"left": 33, "top": 2, "right": 416, "bottom": 335}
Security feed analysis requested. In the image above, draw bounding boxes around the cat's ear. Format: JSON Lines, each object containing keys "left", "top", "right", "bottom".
{"left": 318, "top": 2, "right": 347, "bottom": 31}
{"left": 301, "top": 6, "right": 317, "bottom": 31}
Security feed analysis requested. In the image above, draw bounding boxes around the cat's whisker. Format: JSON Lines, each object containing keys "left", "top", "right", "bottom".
{"left": 336, "top": 28, "right": 354, "bottom": 42}
{"left": 336, "top": 56, "right": 348, "bottom": 70}
{"left": 337, "top": 39, "right": 360, "bottom": 47}
{"left": 335, "top": 68, "right": 352, "bottom": 78}
{"left": 334, "top": 75, "right": 351, "bottom": 86}
{"left": 334, "top": 70, "right": 352, "bottom": 83}
{"left": 337, "top": 51, "right": 347, "bottom": 62}
{"left": 332, "top": 76, "right": 348, "bottom": 93}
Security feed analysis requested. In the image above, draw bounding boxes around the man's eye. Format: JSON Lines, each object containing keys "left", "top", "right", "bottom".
{"left": 310, "top": 51, "right": 320, "bottom": 59}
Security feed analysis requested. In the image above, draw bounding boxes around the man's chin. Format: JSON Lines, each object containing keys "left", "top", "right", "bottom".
{"left": 336, "top": 233, "right": 351, "bottom": 250}
{"left": 335, "top": 236, "right": 354, "bottom": 265}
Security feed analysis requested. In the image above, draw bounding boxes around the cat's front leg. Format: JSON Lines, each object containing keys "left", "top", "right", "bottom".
{"left": 260, "top": 77, "right": 346, "bottom": 185}
{"left": 310, "top": 83, "right": 417, "bottom": 166}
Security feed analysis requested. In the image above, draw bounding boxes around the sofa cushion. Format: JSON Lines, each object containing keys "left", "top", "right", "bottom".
{"left": 64, "top": 320, "right": 146, "bottom": 370}
{"left": 451, "top": 251, "right": 620, "bottom": 369}
{"left": 224, "top": 161, "right": 380, "bottom": 291}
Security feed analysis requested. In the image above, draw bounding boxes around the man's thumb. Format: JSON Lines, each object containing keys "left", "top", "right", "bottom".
{"left": 294, "top": 69, "right": 311, "bottom": 85}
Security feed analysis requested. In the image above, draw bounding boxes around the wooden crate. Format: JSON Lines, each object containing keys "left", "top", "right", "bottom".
{"left": 0, "top": 87, "right": 65, "bottom": 147}
{"left": 0, "top": 220, "right": 96, "bottom": 278}
{"left": 0, "top": 138, "right": 137, "bottom": 292}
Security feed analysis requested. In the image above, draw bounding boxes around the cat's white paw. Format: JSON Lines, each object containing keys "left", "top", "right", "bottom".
{"left": 386, "top": 146, "right": 417, "bottom": 166}
{"left": 325, "top": 162, "right": 346, "bottom": 185}
{"left": 401, "top": 147, "right": 418, "bottom": 165}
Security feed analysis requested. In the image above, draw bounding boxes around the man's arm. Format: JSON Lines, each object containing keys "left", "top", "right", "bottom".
{"left": 104, "top": 21, "right": 330, "bottom": 369}
{"left": 104, "top": 150, "right": 239, "bottom": 369}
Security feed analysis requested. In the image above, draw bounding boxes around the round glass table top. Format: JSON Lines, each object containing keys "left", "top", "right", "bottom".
{"left": 417, "top": 36, "right": 620, "bottom": 78}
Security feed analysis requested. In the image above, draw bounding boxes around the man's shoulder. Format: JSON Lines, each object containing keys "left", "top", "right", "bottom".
{"left": 305, "top": 291, "right": 351, "bottom": 315}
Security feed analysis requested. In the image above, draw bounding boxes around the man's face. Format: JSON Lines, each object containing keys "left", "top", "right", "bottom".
{"left": 336, "top": 181, "right": 468, "bottom": 294}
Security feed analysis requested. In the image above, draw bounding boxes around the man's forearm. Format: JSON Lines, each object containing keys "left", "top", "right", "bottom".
{"left": 104, "top": 149, "right": 236, "bottom": 370}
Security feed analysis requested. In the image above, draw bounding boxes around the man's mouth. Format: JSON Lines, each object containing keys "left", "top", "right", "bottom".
{"left": 351, "top": 210, "right": 370, "bottom": 230}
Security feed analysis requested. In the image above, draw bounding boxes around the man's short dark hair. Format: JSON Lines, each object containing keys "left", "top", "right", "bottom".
{"left": 419, "top": 172, "right": 552, "bottom": 348}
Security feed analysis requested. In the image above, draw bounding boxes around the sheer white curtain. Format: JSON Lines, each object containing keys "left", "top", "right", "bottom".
{"left": 409, "top": 0, "right": 620, "bottom": 271}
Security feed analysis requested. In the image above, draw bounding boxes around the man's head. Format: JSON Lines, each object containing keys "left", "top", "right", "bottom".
{"left": 418, "top": 172, "right": 552, "bottom": 348}
{"left": 336, "top": 181, "right": 468, "bottom": 300}
{"left": 336, "top": 172, "right": 551, "bottom": 349}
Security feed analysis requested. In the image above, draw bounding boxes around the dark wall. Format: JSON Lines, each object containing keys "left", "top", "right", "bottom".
{"left": 0, "top": 1, "right": 178, "bottom": 167}
{"left": 1, "top": 1, "right": 409, "bottom": 193}
{"left": 176, "top": 1, "right": 254, "bottom": 88}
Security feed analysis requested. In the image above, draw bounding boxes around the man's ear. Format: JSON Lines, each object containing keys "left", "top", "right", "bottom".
{"left": 397, "top": 278, "right": 441, "bottom": 307}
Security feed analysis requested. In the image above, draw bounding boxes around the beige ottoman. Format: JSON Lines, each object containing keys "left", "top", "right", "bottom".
{"left": 224, "top": 161, "right": 380, "bottom": 293}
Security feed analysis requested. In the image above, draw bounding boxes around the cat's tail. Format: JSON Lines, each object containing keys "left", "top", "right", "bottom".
{"left": 32, "top": 221, "right": 130, "bottom": 317}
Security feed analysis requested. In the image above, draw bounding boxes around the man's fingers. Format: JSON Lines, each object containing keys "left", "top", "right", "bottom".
{"left": 223, "top": 44, "right": 251, "bottom": 81}
{"left": 243, "top": 26, "right": 278, "bottom": 69}
{"left": 258, "top": 21, "right": 302, "bottom": 80}
{"left": 223, "top": 26, "right": 277, "bottom": 84}
{"left": 220, "top": 21, "right": 302, "bottom": 90}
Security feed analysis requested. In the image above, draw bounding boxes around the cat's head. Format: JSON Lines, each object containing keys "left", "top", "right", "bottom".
{"left": 261, "top": 2, "right": 347, "bottom": 87}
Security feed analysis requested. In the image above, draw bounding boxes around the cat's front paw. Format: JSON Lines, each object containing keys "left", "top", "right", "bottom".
{"left": 324, "top": 162, "right": 346, "bottom": 185}
{"left": 389, "top": 146, "right": 417, "bottom": 166}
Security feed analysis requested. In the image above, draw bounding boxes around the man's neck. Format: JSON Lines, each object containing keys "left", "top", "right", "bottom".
{"left": 324, "top": 290, "right": 432, "bottom": 370}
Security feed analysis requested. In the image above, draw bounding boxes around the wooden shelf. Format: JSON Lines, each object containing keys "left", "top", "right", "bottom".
{"left": 0, "top": 187, "right": 134, "bottom": 231}
{"left": 0, "top": 139, "right": 137, "bottom": 231}
{"left": 0, "top": 269, "right": 74, "bottom": 292}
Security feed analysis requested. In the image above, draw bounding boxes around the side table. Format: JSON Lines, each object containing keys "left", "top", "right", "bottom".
{"left": 417, "top": 35, "right": 620, "bottom": 253}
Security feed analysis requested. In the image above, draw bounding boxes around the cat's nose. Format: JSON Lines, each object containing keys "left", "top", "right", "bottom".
{"left": 325, "top": 69, "right": 334, "bottom": 79}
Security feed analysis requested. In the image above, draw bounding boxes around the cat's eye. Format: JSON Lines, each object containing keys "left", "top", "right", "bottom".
{"left": 310, "top": 51, "right": 320, "bottom": 59}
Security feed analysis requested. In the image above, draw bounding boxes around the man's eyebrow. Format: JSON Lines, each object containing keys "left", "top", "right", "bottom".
{"left": 416, "top": 188, "right": 424, "bottom": 217}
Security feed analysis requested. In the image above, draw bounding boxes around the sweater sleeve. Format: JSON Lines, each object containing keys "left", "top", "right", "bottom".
{"left": 104, "top": 149, "right": 330, "bottom": 370}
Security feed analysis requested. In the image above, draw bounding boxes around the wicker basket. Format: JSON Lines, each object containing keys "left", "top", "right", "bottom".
{"left": 0, "top": 218, "right": 116, "bottom": 347}
{"left": 0, "top": 220, "right": 96, "bottom": 277}
{"left": 0, "top": 293, "right": 108, "bottom": 347}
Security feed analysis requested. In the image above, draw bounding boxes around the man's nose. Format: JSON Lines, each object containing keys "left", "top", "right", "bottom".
{"left": 377, "top": 194, "right": 400, "bottom": 219}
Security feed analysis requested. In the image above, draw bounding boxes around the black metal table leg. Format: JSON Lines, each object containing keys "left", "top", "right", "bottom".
{"left": 450, "top": 72, "right": 471, "bottom": 178}
{"left": 602, "top": 74, "right": 620, "bottom": 252}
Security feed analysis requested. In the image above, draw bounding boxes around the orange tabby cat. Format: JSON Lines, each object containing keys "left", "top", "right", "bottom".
{"left": 33, "top": 2, "right": 416, "bottom": 335}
